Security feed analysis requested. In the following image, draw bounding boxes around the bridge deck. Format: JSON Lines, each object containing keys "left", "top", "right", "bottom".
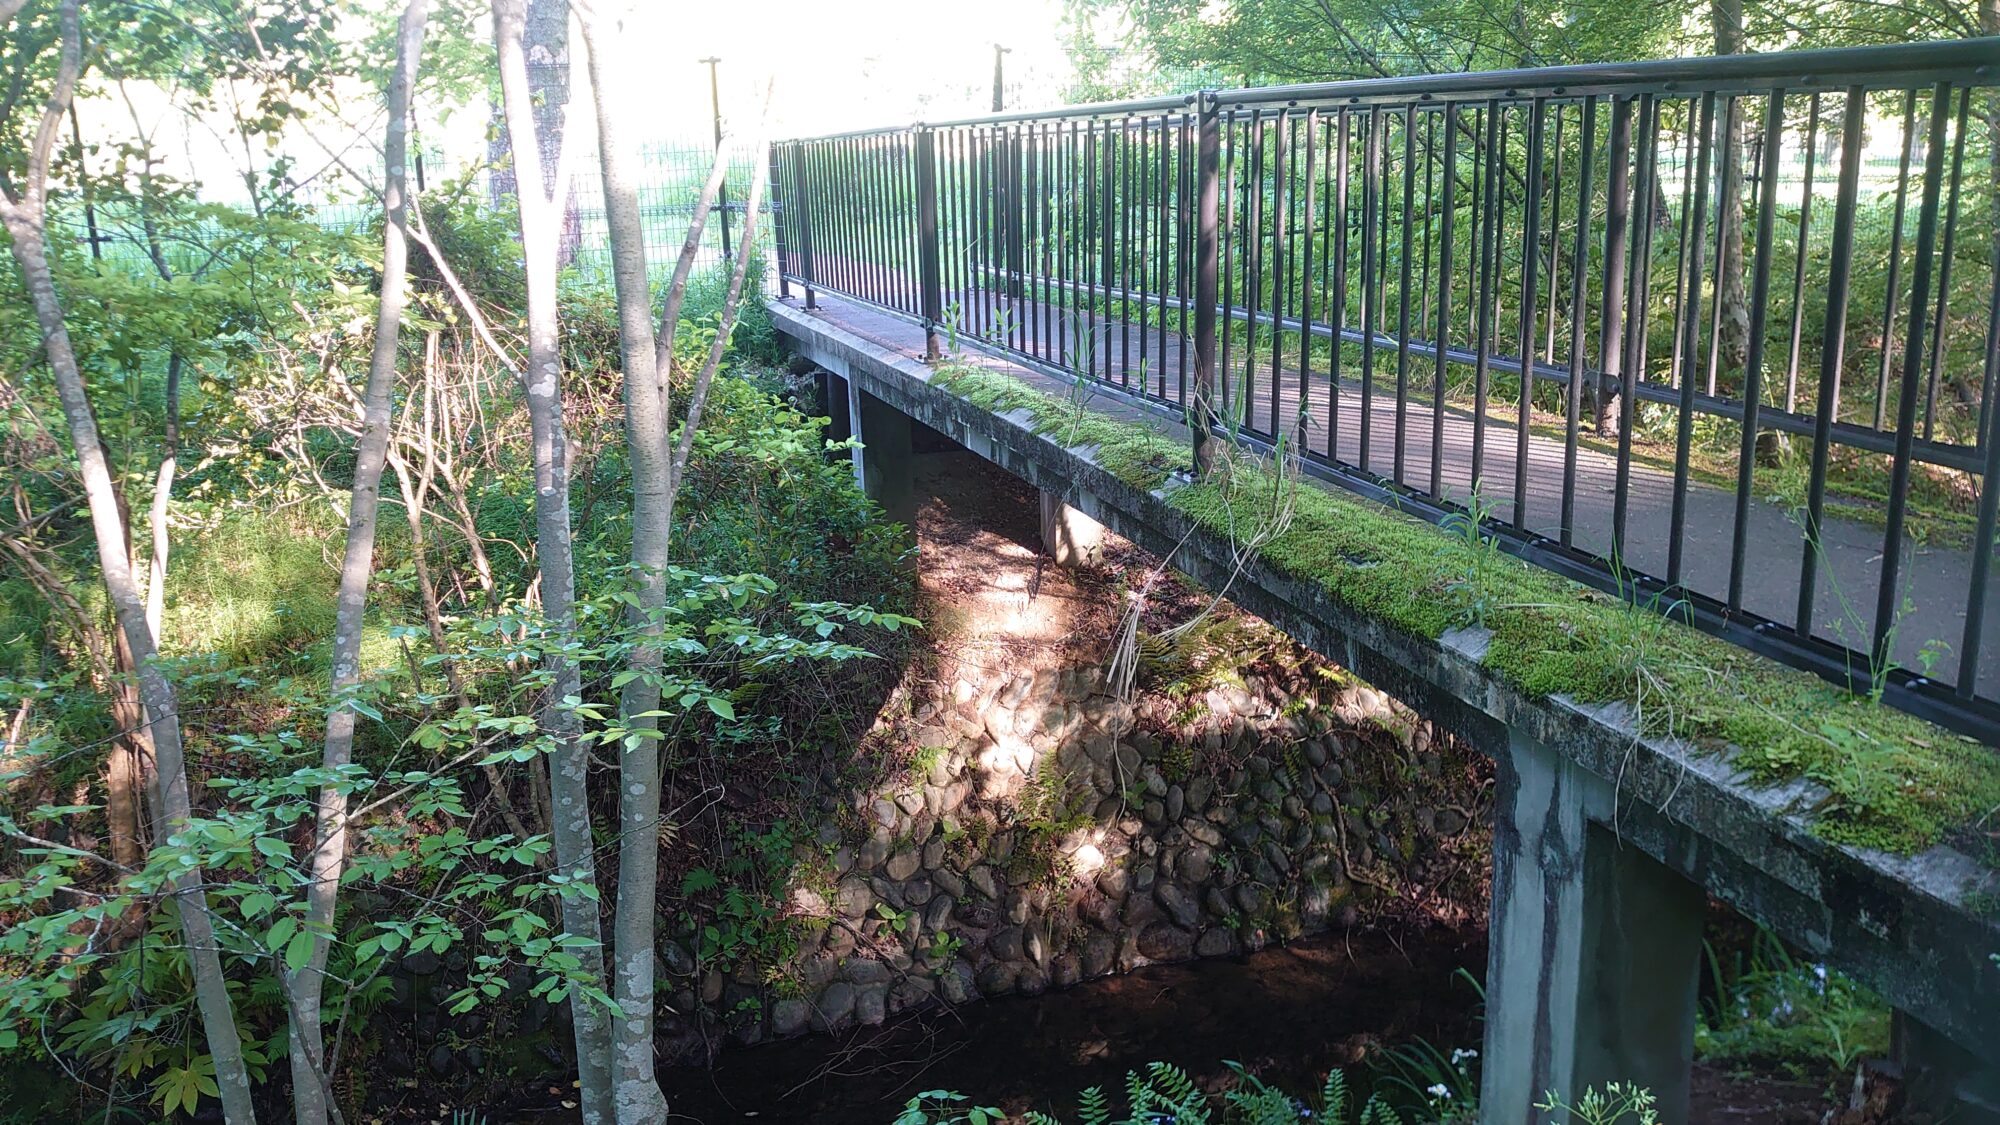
{"left": 784, "top": 288, "right": 1997, "bottom": 703}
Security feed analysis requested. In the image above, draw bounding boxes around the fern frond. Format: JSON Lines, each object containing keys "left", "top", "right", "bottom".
{"left": 1320, "top": 1069, "right": 1349, "bottom": 1122}
{"left": 1359, "top": 1095, "right": 1405, "bottom": 1125}
{"left": 1078, "top": 1086, "right": 1111, "bottom": 1125}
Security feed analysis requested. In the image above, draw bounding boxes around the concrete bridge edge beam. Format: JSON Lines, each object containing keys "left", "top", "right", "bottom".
{"left": 1480, "top": 727, "right": 1705, "bottom": 1125}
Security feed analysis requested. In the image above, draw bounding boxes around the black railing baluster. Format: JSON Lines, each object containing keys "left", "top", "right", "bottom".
{"left": 1360, "top": 105, "right": 1383, "bottom": 472}
{"left": 1727, "top": 90, "right": 1786, "bottom": 612}
{"left": 1543, "top": 107, "right": 1564, "bottom": 366}
{"left": 1245, "top": 109, "right": 1265, "bottom": 432}
{"left": 1874, "top": 91, "right": 1920, "bottom": 433}
{"left": 1921, "top": 90, "right": 1970, "bottom": 443}
{"left": 1195, "top": 91, "right": 1221, "bottom": 475}
{"left": 1099, "top": 120, "right": 1115, "bottom": 385}
{"left": 1174, "top": 111, "right": 1189, "bottom": 403}
{"left": 1513, "top": 99, "right": 1545, "bottom": 531}
{"left": 1874, "top": 83, "right": 1953, "bottom": 671}
{"left": 1469, "top": 100, "right": 1499, "bottom": 492}
{"left": 1330, "top": 108, "right": 1350, "bottom": 460}
{"left": 1121, "top": 115, "right": 1134, "bottom": 390}
{"left": 1157, "top": 113, "right": 1171, "bottom": 401}
{"left": 1396, "top": 107, "right": 1417, "bottom": 487}
{"left": 1616, "top": 95, "right": 1661, "bottom": 560}
{"left": 1301, "top": 109, "right": 1319, "bottom": 451}
{"left": 1796, "top": 89, "right": 1868, "bottom": 642}
{"left": 916, "top": 126, "right": 942, "bottom": 360}
{"left": 1783, "top": 93, "right": 1820, "bottom": 415}
{"left": 1270, "top": 108, "right": 1289, "bottom": 436}
{"left": 1668, "top": 93, "right": 1717, "bottom": 589}
{"left": 1592, "top": 94, "right": 1624, "bottom": 442}
{"left": 1560, "top": 96, "right": 1598, "bottom": 549}
{"left": 1432, "top": 104, "right": 1457, "bottom": 499}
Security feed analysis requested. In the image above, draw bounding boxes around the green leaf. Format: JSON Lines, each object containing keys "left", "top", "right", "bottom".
{"left": 705, "top": 696, "right": 735, "bottom": 720}
{"left": 285, "top": 929, "right": 314, "bottom": 971}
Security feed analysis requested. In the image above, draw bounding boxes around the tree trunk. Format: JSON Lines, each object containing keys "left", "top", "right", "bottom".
{"left": 494, "top": 5, "right": 616, "bottom": 1123}
{"left": 572, "top": 6, "right": 671, "bottom": 1119}
{"left": 0, "top": 4, "right": 259, "bottom": 1121}
{"left": 104, "top": 618, "right": 151, "bottom": 870}
{"left": 1713, "top": 0, "right": 1750, "bottom": 381}
{"left": 145, "top": 351, "right": 180, "bottom": 642}
{"left": 103, "top": 466, "right": 154, "bottom": 873}
{"left": 287, "top": 6, "right": 427, "bottom": 1124}
{"left": 489, "top": 0, "right": 581, "bottom": 264}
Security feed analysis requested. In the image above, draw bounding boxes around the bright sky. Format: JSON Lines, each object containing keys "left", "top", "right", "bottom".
{"left": 75, "top": 0, "right": 1097, "bottom": 208}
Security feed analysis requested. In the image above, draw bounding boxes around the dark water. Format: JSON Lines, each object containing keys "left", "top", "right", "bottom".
{"left": 659, "top": 927, "right": 1485, "bottom": 1124}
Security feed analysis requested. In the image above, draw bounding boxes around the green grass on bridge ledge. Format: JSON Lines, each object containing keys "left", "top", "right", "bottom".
{"left": 930, "top": 362, "right": 2000, "bottom": 860}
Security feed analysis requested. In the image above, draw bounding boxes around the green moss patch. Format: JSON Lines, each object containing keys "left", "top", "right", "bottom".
{"left": 929, "top": 362, "right": 2000, "bottom": 857}
{"left": 934, "top": 365, "right": 1190, "bottom": 490}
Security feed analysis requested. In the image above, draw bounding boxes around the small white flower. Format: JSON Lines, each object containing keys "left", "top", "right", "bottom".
{"left": 1428, "top": 1084, "right": 1451, "bottom": 1100}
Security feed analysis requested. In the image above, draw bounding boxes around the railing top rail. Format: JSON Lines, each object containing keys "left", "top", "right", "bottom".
{"left": 777, "top": 36, "right": 1999, "bottom": 144}
{"left": 779, "top": 93, "right": 1197, "bottom": 144}
{"left": 1224, "top": 35, "right": 1999, "bottom": 107}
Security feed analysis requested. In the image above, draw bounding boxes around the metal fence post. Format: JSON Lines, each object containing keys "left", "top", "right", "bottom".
{"left": 770, "top": 143, "right": 790, "bottom": 298}
{"left": 793, "top": 141, "right": 817, "bottom": 309}
{"left": 1192, "top": 91, "right": 1221, "bottom": 477}
{"left": 915, "top": 126, "right": 944, "bottom": 361}
{"left": 701, "top": 56, "right": 732, "bottom": 260}
{"left": 1598, "top": 95, "right": 1631, "bottom": 436}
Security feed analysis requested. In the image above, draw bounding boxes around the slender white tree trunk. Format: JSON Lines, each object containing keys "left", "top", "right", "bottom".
{"left": 495, "top": 4, "right": 616, "bottom": 1122}
{"left": 571, "top": 7, "right": 671, "bottom": 1120}
{"left": 145, "top": 350, "right": 179, "bottom": 642}
{"left": 0, "top": 3, "right": 257, "bottom": 1120}
{"left": 286, "top": 6, "right": 428, "bottom": 1124}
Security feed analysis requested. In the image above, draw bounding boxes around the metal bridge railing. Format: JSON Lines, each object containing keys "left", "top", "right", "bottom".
{"left": 769, "top": 38, "right": 2000, "bottom": 739}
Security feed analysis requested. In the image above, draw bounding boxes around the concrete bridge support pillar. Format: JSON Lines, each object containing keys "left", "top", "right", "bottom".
{"left": 846, "top": 379, "right": 917, "bottom": 536}
{"left": 1039, "top": 490, "right": 1106, "bottom": 568}
{"left": 1480, "top": 728, "right": 1704, "bottom": 1125}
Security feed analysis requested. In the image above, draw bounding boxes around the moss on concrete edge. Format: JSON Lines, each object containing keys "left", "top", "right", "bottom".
{"left": 931, "top": 362, "right": 2000, "bottom": 858}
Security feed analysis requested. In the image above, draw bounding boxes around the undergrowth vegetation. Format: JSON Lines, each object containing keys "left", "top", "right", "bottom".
{"left": 1, "top": 165, "right": 917, "bottom": 1117}
{"left": 1698, "top": 931, "right": 1889, "bottom": 1086}
{"left": 892, "top": 1061, "right": 1660, "bottom": 1125}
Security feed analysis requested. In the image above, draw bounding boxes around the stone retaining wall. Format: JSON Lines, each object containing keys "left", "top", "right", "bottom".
{"left": 659, "top": 620, "right": 1491, "bottom": 1049}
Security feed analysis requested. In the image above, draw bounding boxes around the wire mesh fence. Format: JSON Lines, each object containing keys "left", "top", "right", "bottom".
{"left": 49, "top": 137, "right": 771, "bottom": 286}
